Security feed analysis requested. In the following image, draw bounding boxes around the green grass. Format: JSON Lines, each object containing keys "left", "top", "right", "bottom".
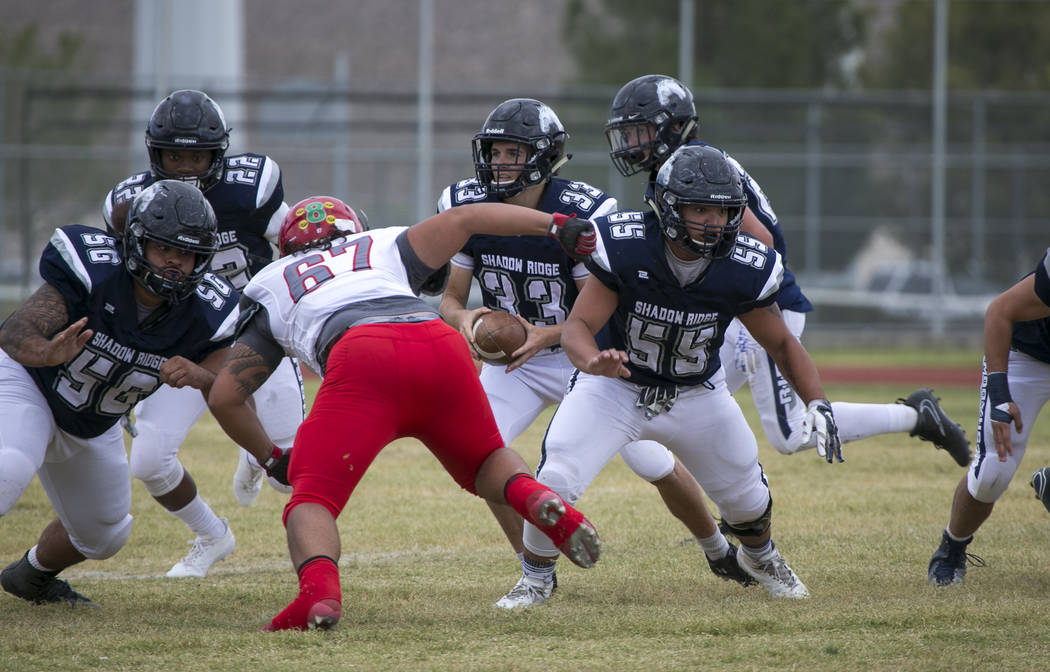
{"left": 2, "top": 360, "right": 1048, "bottom": 671}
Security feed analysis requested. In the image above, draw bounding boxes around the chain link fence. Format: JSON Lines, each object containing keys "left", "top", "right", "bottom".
{"left": 3, "top": 72, "right": 1049, "bottom": 345}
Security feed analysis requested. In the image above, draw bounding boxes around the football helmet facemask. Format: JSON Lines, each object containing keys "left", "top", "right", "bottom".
{"left": 650, "top": 145, "right": 746, "bottom": 259}
{"left": 124, "top": 180, "right": 218, "bottom": 302}
{"left": 279, "top": 196, "right": 368, "bottom": 256}
{"left": 472, "top": 98, "right": 570, "bottom": 199}
{"left": 605, "top": 74, "right": 698, "bottom": 177}
{"left": 145, "top": 89, "right": 230, "bottom": 191}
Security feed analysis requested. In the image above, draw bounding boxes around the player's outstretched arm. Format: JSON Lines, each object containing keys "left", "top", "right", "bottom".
{"left": 208, "top": 341, "right": 281, "bottom": 468}
{"left": 408, "top": 203, "right": 595, "bottom": 271}
{"left": 0, "top": 283, "right": 92, "bottom": 367}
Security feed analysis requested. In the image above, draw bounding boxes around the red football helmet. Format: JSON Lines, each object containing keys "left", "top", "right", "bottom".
{"left": 279, "top": 196, "right": 367, "bottom": 256}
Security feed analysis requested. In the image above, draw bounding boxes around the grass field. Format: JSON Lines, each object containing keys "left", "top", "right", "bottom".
{"left": 3, "top": 351, "right": 1049, "bottom": 671}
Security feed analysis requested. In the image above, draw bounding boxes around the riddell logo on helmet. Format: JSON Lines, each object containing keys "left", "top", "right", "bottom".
{"left": 174, "top": 138, "right": 198, "bottom": 144}
{"left": 484, "top": 128, "right": 505, "bottom": 134}
{"left": 176, "top": 234, "right": 201, "bottom": 244}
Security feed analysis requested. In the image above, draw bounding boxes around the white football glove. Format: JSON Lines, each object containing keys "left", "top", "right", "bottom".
{"left": 799, "top": 399, "right": 843, "bottom": 463}
{"left": 733, "top": 327, "right": 764, "bottom": 378}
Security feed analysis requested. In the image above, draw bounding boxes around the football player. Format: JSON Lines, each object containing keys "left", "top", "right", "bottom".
{"left": 928, "top": 248, "right": 1050, "bottom": 585}
{"left": 206, "top": 195, "right": 603, "bottom": 631}
{"left": 438, "top": 98, "right": 751, "bottom": 609}
{"left": 0, "top": 181, "right": 240, "bottom": 607}
{"left": 497, "top": 144, "right": 840, "bottom": 602}
{"left": 101, "top": 90, "right": 304, "bottom": 578}
{"left": 606, "top": 74, "right": 971, "bottom": 466}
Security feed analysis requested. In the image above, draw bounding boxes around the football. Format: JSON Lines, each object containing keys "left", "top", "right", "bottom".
{"left": 471, "top": 311, "right": 527, "bottom": 365}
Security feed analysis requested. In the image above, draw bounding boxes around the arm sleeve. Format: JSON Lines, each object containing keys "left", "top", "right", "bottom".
{"left": 395, "top": 230, "right": 446, "bottom": 295}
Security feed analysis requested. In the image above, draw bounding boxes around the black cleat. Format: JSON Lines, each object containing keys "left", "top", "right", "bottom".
{"left": 706, "top": 542, "right": 756, "bottom": 587}
{"left": 927, "top": 530, "right": 984, "bottom": 587}
{"left": 899, "top": 388, "right": 971, "bottom": 467}
{"left": 1031, "top": 468, "right": 1050, "bottom": 516}
{"left": 1, "top": 553, "right": 97, "bottom": 607}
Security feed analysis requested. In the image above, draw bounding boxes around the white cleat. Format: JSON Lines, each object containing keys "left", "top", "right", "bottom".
{"left": 494, "top": 575, "right": 553, "bottom": 610}
{"left": 233, "top": 449, "right": 265, "bottom": 507}
{"left": 166, "top": 519, "right": 235, "bottom": 578}
{"left": 736, "top": 542, "right": 809, "bottom": 599}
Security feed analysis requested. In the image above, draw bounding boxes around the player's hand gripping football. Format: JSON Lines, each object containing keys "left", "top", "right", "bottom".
{"left": 800, "top": 398, "right": 843, "bottom": 463}
{"left": 548, "top": 213, "right": 596, "bottom": 263}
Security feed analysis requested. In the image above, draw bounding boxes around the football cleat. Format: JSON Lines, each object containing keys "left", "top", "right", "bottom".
{"left": 736, "top": 543, "right": 809, "bottom": 599}
{"left": 898, "top": 388, "right": 971, "bottom": 467}
{"left": 526, "top": 491, "right": 601, "bottom": 569}
{"left": 166, "top": 519, "right": 235, "bottom": 578}
{"left": 1, "top": 554, "right": 97, "bottom": 607}
{"left": 1031, "top": 468, "right": 1050, "bottom": 516}
{"left": 927, "top": 530, "right": 984, "bottom": 587}
{"left": 262, "top": 598, "right": 342, "bottom": 631}
{"left": 494, "top": 575, "right": 554, "bottom": 610}
{"left": 706, "top": 542, "right": 757, "bottom": 587}
{"left": 232, "top": 449, "right": 265, "bottom": 507}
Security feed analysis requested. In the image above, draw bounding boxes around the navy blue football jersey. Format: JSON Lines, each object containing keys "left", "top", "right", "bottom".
{"left": 27, "top": 225, "right": 239, "bottom": 438}
{"left": 645, "top": 140, "right": 810, "bottom": 314}
{"left": 1011, "top": 247, "right": 1050, "bottom": 364}
{"left": 586, "top": 211, "right": 783, "bottom": 388}
{"left": 103, "top": 153, "right": 287, "bottom": 290}
{"left": 438, "top": 176, "right": 617, "bottom": 327}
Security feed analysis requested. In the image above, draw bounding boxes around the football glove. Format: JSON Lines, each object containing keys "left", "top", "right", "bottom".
{"left": 548, "top": 213, "right": 596, "bottom": 263}
{"left": 986, "top": 372, "right": 1015, "bottom": 425}
{"left": 800, "top": 398, "right": 843, "bottom": 463}
{"left": 262, "top": 445, "right": 291, "bottom": 486}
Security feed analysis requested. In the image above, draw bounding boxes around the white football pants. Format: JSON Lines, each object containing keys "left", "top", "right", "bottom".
{"left": 523, "top": 368, "right": 769, "bottom": 558}
{"left": 0, "top": 351, "right": 132, "bottom": 559}
{"left": 481, "top": 351, "right": 676, "bottom": 482}
{"left": 969, "top": 351, "right": 1050, "bottom": 503}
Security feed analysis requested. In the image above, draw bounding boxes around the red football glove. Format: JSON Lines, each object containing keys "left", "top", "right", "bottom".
{"left": 548, "top": 213, "right": 597, "bottom": 263}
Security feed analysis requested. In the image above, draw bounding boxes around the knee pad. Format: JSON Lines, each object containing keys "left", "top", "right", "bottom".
{"left": 129, "top": 435, "right": 185, "bottom": 497}
{"left": 620, "top": 441, "right": 675, "bottom": 482}
{"left": 0, "top": 448, "right": 38, "bottom": 515}
{"left": 722, "top": 497, "right": 773, "bottom": 538}
{"left": 72, "top": 513, "right": 133, "bottom": 560}
{"left": 968, "top": 461, "right": 1017, "bottom": 504}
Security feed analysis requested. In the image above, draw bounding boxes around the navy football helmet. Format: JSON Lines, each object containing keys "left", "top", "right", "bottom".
{"left": 124, "top": 180, "right": 218, "bottom": 301}
{"left": 650, "top": 145, "right": 746, "bottom": 259}
{"left": 605, "top": 74, "right": 698, "bottom": 177}
{"left": 472, "top": 98, "right": 570, "bottom": 199}
{"left": 145, "top": 90, "right": 230, "bottom": 191}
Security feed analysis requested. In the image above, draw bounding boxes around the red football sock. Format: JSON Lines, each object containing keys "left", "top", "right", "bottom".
{"left": 263, "top": 556, "right": 342, "bottom": 632}
{"left": 503, "top": 473, "right": 587, "bottom": 550}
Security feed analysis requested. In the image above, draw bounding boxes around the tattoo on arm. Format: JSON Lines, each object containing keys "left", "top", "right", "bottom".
{"left": 227, "top": 342, "right": 278, "bottom": 398}
{"left": 0, "top": 284, "right": 70, "bottom": 356}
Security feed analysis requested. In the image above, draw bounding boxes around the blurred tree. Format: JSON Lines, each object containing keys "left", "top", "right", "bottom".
{"left": 563, "top": 0, "right": 869, "bottom": 88}
{"left": 859, "top": 0, "right": 1050, "bottom": 91}
{"left": 0, "top": 24, "right": 84, "bottom": 70}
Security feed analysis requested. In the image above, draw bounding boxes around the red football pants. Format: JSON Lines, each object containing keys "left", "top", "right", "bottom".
{"left": 282, "top": 320, "right": 504, "bottom": 525}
